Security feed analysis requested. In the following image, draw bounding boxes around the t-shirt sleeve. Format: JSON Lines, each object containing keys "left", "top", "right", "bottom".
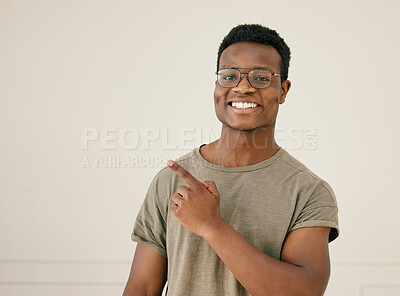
{"left": 289, "top": 179, "right": 339, "bottom": 242}
{"left": 131, "top": 170, "right": 170, "bottom": 257}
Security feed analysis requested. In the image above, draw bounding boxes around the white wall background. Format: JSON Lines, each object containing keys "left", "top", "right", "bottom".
{"left": 1, "top": 0, "right": 399, "bottom": 295}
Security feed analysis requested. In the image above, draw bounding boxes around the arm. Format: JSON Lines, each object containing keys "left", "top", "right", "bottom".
{"left": 204, "top": 223, "right": 331, "bottom": 296}
{"left": 166, "top": 160, "right": 333, "bottom": 296}
{"left": 123, "top": 242, "right": 167, "bottom": 296}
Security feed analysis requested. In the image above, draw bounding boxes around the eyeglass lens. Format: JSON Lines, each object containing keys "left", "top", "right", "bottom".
{"left": 217, "top": 69, "right": 272, "bottom": 88}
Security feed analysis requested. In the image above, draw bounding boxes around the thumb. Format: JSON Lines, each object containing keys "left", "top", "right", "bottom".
{"left": 198, "top": 179, "right": 220, "bottom": 202}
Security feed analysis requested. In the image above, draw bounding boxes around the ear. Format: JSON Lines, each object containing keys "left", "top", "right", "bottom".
{"left": 279, "top": 80, "right": 291, "bottom": 104}
{"left": 215, "top": 80, "right": 218, "bottom": 86}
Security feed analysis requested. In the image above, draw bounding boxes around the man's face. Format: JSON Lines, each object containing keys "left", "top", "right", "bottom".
{"left": 214, "top": 42, "right": 290, "bottom": 132}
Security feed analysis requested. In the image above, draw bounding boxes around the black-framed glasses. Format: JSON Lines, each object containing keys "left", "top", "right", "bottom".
{"left": 216, "top": 67, "right": 283, "bottom": 89}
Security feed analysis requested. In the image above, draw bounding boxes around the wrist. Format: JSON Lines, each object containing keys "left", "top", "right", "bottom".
{"left": 201, "top": 216, "right": 228, "bottom": 241}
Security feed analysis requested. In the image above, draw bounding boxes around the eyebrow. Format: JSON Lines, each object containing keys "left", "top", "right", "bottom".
{"left": 222, "top": 66, "right": 275, "bottom": 72}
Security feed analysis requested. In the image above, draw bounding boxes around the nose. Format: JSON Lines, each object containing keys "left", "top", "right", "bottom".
{"left": 232, "top": 73, "right": 256, "bottom": 94}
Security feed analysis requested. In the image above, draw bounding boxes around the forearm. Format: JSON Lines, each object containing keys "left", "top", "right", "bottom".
{"left": 203, "top": 219, "right": 315, "bottom": 296}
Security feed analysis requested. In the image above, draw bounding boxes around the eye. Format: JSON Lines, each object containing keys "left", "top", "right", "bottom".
{"left": 253, "top": 75, "right": 270, "bottom": 82}
{"left": 222, "top": 74, "right": 237, "bottom": 81}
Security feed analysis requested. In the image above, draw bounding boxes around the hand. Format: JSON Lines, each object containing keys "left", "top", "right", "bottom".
{"left": 167, "top": 159, "right": 222, "bottom": 238}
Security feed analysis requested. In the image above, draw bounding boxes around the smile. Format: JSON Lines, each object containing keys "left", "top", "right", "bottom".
{"left": 227, "top": 102, "right": 261, "bottom": 114}
{"left": 230, "top": 102, "right": 259, "bottom": 109}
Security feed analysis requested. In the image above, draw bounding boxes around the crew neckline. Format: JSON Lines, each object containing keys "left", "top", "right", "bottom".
{"left": 193, "top": 143, "right": 286, "bottom": 172}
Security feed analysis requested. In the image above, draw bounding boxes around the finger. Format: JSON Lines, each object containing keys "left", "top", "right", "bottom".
{"left": 171, "top": 203, "right": 179, "bottom": 216}
{"left": 177, "top": 185, "right": 188, "bottom": 197}
{"left": 198, "top": 178, "right": 207, "bottom": 187}
{"left": 167, "top": 160, "right": 198, "bottom": 187}
{"left": 198, "top": 178, "right": 213, "bottom": 191}
{"left": 198, "top": 180, "right": 220, "bottom": 201}
{"left": 208, "top": 181, "right": 220, "bottom": 201}
{"left": 172, "top": 193, "right": 184, "bottom": 207}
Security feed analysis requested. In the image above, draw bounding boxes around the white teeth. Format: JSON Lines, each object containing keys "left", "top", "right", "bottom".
{"left": 231, "top": 102, "right": 258, "bottom": 109}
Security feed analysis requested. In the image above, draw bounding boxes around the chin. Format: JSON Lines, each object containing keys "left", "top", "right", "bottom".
{"left": 227, "top": 123, "right": 259, "bottom": 132}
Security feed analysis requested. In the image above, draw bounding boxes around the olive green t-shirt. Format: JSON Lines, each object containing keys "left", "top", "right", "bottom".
{"left": 131, "top": 144, "right": 339, "bottom": 295}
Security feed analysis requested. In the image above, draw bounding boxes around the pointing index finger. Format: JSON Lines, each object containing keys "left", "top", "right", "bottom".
{"left": 167, "top": 160, "right": 198, "bottom": 186}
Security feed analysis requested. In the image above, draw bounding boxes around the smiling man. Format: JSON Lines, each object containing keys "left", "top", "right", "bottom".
{"left": 123, "top": 24, "right": 339, "bottom": 296}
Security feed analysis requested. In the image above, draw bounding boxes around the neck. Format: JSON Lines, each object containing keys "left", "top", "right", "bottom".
{"left": 203, "top": 124, "right": 280, "bottom": 167}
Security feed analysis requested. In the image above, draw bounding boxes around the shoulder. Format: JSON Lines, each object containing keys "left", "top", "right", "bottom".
{"left": 280, "top": 150, "right": 339, "bottom": 241}
{"left": 281, "top": 151, "right": 335, "bottom": 191}
{"left": 279, "top": 149, "right": 322, "bottom": 180}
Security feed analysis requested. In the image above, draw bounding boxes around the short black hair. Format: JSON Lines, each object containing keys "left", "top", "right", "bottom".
{"left": 217, "top": 24, "right": 291, "bottom": 81}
